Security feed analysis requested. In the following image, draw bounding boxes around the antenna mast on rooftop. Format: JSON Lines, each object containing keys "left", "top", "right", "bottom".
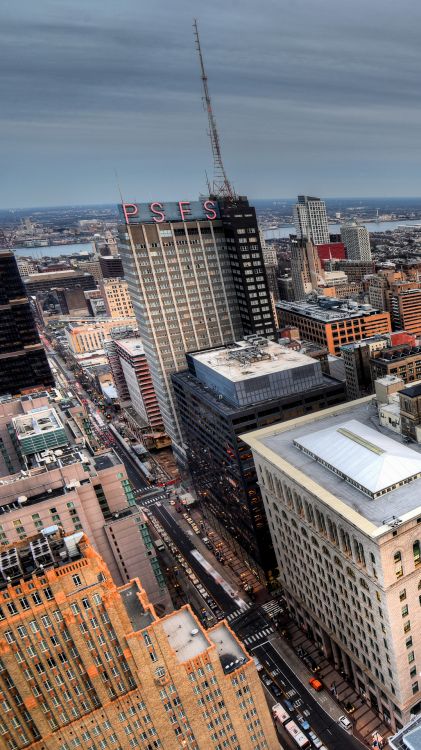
{"left": 193, "top": 19, "right": 235, "bottom": 200}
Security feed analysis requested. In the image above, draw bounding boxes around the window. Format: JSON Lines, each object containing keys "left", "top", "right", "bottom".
{"left": 402, "top": 605, "right": 409, "bottom": 617}
{"left": 414, "top": 541, "right": 421, "bottom": 567}
{"left": 72, "top": 575, "right": 82, "bottom": 587}
{"left": 394, "top": 551, "right": 403, "bottom": 579}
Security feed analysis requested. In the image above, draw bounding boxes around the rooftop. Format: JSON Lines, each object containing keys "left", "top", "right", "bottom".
{"left": 161, "top": 607, "right": 209, "bottom": 663}
{"left": 400, "top": 383, "right": 421, "bottom": 398}
{"left": 389, "top": 714, "right": 421, "bottom": 750}
{"left": 13, "top": 408, "right": 64, "bottom": 438}
{"left": 120, "top": 581, "right": 154, "bottom": 631}
{"left": 277, "top": 299, "right": 381, "bottom": 323}
{"left": 294, "top": 418, "right": 421, "bottom": 499}
{"left": 115, "top": 338, "right": 145, "bottom": 357}
{"left": 190, "top": 339, "right": 320, "bottom": 383}
{"left": 243, "top": 398, "right": 421, "bottom": 531}
{"left": 208, "top": 623, "right": 249, "bottom": 674}
{"left": 0, "top": 529, "right": 84, "bottom": 589}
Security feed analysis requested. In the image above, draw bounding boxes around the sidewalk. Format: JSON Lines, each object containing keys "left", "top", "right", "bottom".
{"left": 287, "top": 623, "right": 391, "bottom": 746}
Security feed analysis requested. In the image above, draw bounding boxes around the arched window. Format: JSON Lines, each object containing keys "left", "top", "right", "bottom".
{"left": 311, "top": 536, "right": 319, "bottom": 549}
{"left": 301, "top": 527, "right": 308, "bottom": 538}
{"left": 394, "top": 551, "right": 403, "bottom": 579}
{"left": 414, "top": 541, "right": 421, "bottom": 567}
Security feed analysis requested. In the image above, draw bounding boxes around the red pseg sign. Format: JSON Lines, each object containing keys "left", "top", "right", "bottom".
{"left": 120, "top": 200, "right": 219, "bottom": 224}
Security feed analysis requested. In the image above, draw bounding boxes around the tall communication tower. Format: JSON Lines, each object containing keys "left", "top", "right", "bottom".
{"left": 193, "top": 19, "right": 235, "bottom": 200}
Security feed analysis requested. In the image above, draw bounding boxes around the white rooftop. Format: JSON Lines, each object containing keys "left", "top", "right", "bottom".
{"left": 115, "top": 338, "right": 145, "bottom": 357}
{"left": 208, "top": 624, "right": 249, "bottom": 673}
{"left": 13, "top": 408, "right": 63, "bottom": 438}
{"left": 161, "top": 608, "right": 209, "bottom": 663}
{"left": 192, "top": 339, "right": 318, "bottom": 383}
{"left": 294, "top": 419, "right": 421, "bottom": 498}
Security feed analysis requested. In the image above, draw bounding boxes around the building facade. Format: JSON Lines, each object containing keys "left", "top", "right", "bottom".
{"left": 391, "top": 287, "right": 421, "bottom": 336}
{"left": 114, "top": 338, "right": 164, "bottom": 432}
{"left": 277, "top": 299, "right": 392, "bottom": 355}
{"left": 118, "top": 200, "right": 244, "bottom": 453}
{"left": 293, "top": 195, "right": 330, "bottom": 245}
{"left": 65, "top": 318, "right": 136, "bottom": 354}
{"left": 0, "top": 251, "right": 54, "bottom": 396}
{"left": 371, "top": 345, "right": 421, "bottom": 385}
{"left": 172, "top": 339, "right": 345, "bottom": 583}
{"left": 340, "top": 223, "right": 372, "bottom": 261}
{"left": 0, "top": 530, "right": 277, "bottom": 750}
{"left": 341, "top": 336, "right": 389, "bottom": 400}
{"left": 100, "top": 277, "right": 135, "bottom": 319}
{"left": 244, "top": 399, "right": 421, "bottom": 731}
{"left": 290, "top": 238, "right": 324, "bottom": 300}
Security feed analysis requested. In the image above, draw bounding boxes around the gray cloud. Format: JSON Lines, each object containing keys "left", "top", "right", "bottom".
{"left": 2, "top": 0, "right": 421, "bottom": 206}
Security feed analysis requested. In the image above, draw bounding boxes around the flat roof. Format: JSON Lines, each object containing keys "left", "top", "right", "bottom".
{"left": 13, "top": 408, "right": 63, "bottom": 438}
{"left": 120, "top": 581, "right": 154, "bottom": 631}
{"left": 115, "top": 338, "right": 145, "bottom": 356}
{"left": 208, "top": 623, "right": 249, "bottom": 674}
{"left": 191, "top": 340, "right": 319, "bottom": 383}
{"left": 161, "top": 607, "right": 209, "bottom": 663}
{"left": 294, "top": 419, "right": 421, "bottom": 498}
{"left": 400, "top": 383, "right": 421, "bottom": 398}
{"left": 243, "top": 398, "right": 421, "bottom": 530}
{"left": 277, "top": 299, "right": 381, "bottom": 323}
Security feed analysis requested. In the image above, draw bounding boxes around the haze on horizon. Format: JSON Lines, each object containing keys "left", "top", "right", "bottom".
{"left": 2, "top": 0, "right": 421, "bottom": 209}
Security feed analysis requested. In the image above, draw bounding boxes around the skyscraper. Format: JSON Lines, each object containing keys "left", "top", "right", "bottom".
{"left": 0, "top": 529, "right": 278, "bottom": 749}
{"left": 293, "top": 195, "right": 330, "bottom": 245}
{"left": 118, "top": 200, "right": 243, "bottom": 454}
{"left": 340, "top": 222, "right": 372, "bottom": 261}
{"left": 0, "top": 250, "right": 54, "bottom": 396}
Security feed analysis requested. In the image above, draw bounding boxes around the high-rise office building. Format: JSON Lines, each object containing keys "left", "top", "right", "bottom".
{"left": 218, "top": 197, "right": 276, "bottom": 339}
{"left": 118, "top": 200, "right": 244, "bottom": 453}
{"left": 293, "top": 195, "right": 330, "bottom": 245}
{"left": 391, "top": 287, "right": 421, "bottom": 335}
{"left": 0, "top": 529, "right": 278, "bottom": 749}
{"left": 172, "top": 338, "right": 345, "bottom": 584}
{"left": 0, "top": 250, "right": 54, "bottom": 396}
{"left": 290, "top": 237, "right": 324, "bottom": 300}
{"left": 100, "top": 277, "right": 135, "bottom": 319}
{"left": 340, "top": 222, "right": 372, "bottom": 261}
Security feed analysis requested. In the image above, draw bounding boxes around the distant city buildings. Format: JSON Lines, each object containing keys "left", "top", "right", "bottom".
{"left": 293, "top": 195, "right": 330, "bottom": 245}
{"left": 65, "top": 318, "right": 136, "bottom": 354}
{"left": 0, "top": 250, "right": 54, "bottom": 396}
{"left": 0, "top": 530, "right": 277, "bottom": 749}
{"left": 340, "top": 222, "right": 372, "bottom": 261}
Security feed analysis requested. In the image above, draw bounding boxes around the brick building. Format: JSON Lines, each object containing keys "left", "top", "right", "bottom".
{"left": 0, "top": 530, "right": 277, "bottom": 750}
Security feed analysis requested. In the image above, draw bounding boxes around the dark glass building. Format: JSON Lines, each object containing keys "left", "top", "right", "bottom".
{"left": 218, "top": 196, "right": 276, "bottom": 340}
{"left": 172, "top": 338, "right": 346, "bottom": 585}
{"left": 0, "top": 251, "right": 54, "bottom": 396}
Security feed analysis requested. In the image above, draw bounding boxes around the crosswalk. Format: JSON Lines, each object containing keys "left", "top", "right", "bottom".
{"left": 261, "top": 598, "right": 285, "bottom": 620}
{"left": 226, "top": 602, "right": 253, "bottom": 622}
{"left": 243, "top": 627, "right": 274, "bottom": 646}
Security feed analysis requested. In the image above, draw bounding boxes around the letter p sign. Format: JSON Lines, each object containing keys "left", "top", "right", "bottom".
{"left": 122, "top": 203, "right": 139, "bottom": 223}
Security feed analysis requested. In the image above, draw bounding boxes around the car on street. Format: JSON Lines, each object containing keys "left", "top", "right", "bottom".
{"left": 253, "top": 657, "right": 263, "bottom": 672}
{"left": 296, "top": 715, "right": 310, "bottom": 731}
{"left": 343, "top": 700, "right": 355, "bottom": 714}
{"left": 308, "top": 732, "right": 323, "bottom": 748}
{"left": 309, "top": 677, "right": 323, "bottom": 692}
{"left": 270, "top": 684, "right": 282, "bottom": 699}
{"left": 261, "top": 674, "right": 273, "bottom": 687}
{"left": 283, "top": 699, "right": 294, "bottom": 712}
{"left": 338, "top": 715, "right": 353, "bottom": 733}
{"left": 303, "top": 654, "right": 320, "bottom": 673}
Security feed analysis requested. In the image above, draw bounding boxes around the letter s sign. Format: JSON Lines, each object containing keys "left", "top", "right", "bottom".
{"left": 150, "top": 202, "right": 165, "bottom": 223}
{"left": 203, "top": 200, "right": 217, "bottom": 220}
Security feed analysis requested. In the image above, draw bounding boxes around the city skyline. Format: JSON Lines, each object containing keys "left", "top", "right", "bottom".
{"left": 3, "top": 0, "right": 421, "bottom": 207}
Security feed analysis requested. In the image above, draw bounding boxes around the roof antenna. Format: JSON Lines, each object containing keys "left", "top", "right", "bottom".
{"left": 193, "top": 19, "right": 235, "bottom": 201}
{"left": 114, "top": 168, "right": 124, "bottom": 203}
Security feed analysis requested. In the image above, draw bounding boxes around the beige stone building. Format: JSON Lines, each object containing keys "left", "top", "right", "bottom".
{"left": 100, "top": 277, "right": 135, "bottom": 319}
{"left": 244, "top": 398, "right": 421, "bottom": 731}
{"left": 0, "top": 530, "right": 278, "bottom": 750}
{"left": 65, "top": 318, "right": 136, "bottom": 353}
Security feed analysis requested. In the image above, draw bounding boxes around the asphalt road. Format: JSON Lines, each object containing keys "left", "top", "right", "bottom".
{"left": 150, "top": 502, "right": 244, "bottom": 615}
{"left": 251, "top": 640, "right": 365, "bottom": 750}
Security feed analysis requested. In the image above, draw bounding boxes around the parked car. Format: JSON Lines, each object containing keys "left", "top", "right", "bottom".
{"left": 270, "top": 684, "right": 282, "bottom": 699}
{"left": 308, "top": 733, "right": 323, "bottom": 748}
{"left": 343, "top": 700, "right": 355, "bottom": 714}
{"left": 309, "top": 677, "right": 323, "bottom": 692}
{"left": 283, "top": 699, "right": 294, "bottom": 712}
{"left": 303, "top": 655, "right": 320, "bottom": 673}
{"left": 296, "top": 715, "right": 310, "bottom": 731}
{"left": 338, "top": 715, "right": 353, "bottom": 732}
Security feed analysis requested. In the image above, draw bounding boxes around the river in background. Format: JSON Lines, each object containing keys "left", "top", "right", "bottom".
{"left": 12, "top": 218, "right": 421, "bottom": 257}
{"left": 264, "top": 219, "right": 421, "bottom": 240}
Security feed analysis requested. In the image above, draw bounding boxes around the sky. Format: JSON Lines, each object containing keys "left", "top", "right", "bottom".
{"left": 2, "top": 0, "right": 421, "bottom": 208}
